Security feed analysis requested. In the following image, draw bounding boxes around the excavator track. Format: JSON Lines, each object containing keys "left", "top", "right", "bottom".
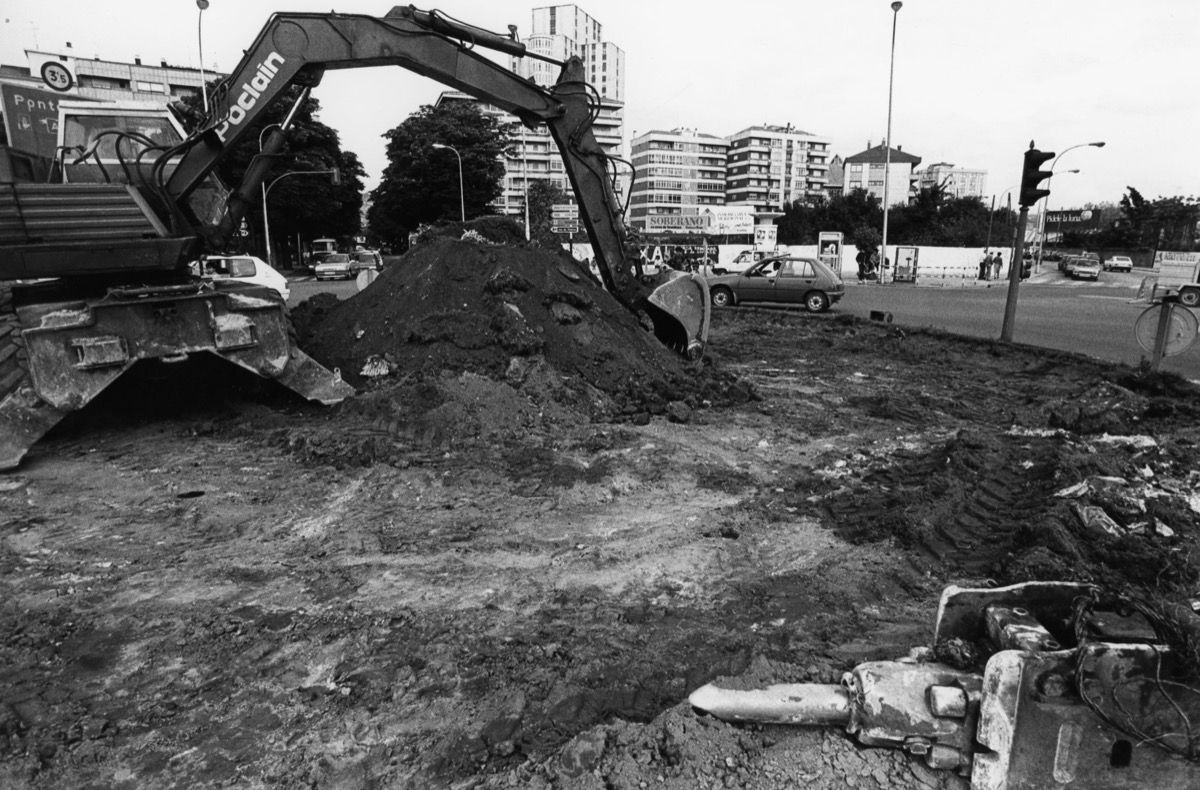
{"left": 0, "top": 284, "right": 30, "bottom": 406}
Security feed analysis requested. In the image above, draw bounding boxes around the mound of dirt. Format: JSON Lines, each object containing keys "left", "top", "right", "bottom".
{"left": 303, "top": 238, "right": 750, "bottom": 417}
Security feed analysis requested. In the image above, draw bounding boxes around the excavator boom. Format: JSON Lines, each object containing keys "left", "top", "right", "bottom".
{"left": 166, "top": 6, "right": 708, "bottom": 356}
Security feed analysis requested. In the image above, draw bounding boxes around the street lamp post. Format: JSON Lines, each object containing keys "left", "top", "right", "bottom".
{"left": 431, "top": 143, "right": 465, "bottom": 222}
{"left": 879, "top": 1, "right": 903, "bottom": 284}
{"left": 196, "top": 0, "right": 210, "bottom": 116}
{"left": 258, "top": 124, "right": 282, "bottom": 264}
{"left": 262, "top": 168, "right": 340, "bottom": 268}
{"left": 1035, "top": 141, "right": 1104, "bottom": 268}
{"left": 521, "top": 130, "right": 530, "bottom": 241}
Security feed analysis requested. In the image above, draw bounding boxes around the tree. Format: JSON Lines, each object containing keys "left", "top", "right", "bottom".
{"left": 779, "top": 185, "right": 1012, "bottom": 249}
{"left": 1108, "top": 188, "right": 1200, "bottom": 252}
{"left": 525, "top": 179, "right": 570, "bottom": 248}
{"left": 367, "top": 102, "right": 508, "bottom": 250}
{"left": 777, "top": 189, "right": 881, "bottom": 245}
{"left": 174, "top": 85, "right": 365, "bottom": 265}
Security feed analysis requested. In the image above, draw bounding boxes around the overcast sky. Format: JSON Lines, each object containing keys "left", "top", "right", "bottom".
{"left": 3, "top": 0, "right": 1196, "bottom": 209}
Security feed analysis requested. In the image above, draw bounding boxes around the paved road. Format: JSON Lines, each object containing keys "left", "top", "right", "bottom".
{"left": 838, "top": 271, "right": 1200, "bottom": 380}
{"left": 288, "top": 275, "right": 360, "bottom": 305}
{"left": 285, "top": 266, "right": 1200, "bottom": 381}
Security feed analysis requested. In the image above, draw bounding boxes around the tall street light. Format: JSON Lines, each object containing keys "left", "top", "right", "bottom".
{"left": 431, "top": 143, "right": 465, "bottom": 222}
{"left": 1035, "top": 141, "right": 1104, "bottom": 268}
{"left": 258, "top": 123, "right": 282, "bottom": 262}
{"left": 262, "top": 168, "right": 340, "bottom": 267}
{"left": 196, "top": 0, "right": 210, "bottom": 116}
{"left": 879, "top": 1, "right": 902, "bottom": 285}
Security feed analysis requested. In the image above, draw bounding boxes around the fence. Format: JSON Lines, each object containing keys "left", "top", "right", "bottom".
{"left": 565, "top": 242, "right": 1019, "bottom": 286}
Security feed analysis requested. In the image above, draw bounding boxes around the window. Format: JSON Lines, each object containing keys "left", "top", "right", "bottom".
{"left": 229, "top": 258, "right": 256, "bottom": 277}
{"left": 135, "top": 80, "right": 166, "bottom": 94}
{"left": 79, "top": 75, "right": 131, "bottom": 91}
{"left": 62, "top": 111, "right": 182, "bottom": 162}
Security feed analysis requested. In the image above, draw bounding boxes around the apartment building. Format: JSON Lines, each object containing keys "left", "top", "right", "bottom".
{"left": 2, "top": 48, "right": 209, "bottom": 105}
{"left": 494, "top": 4, "right": 626, "bottom": 217}
{"left": 725, "top": 124, "right": 831, "bottom": 213}
{"left": 915, "top": 162, "right": 987, "bottom": 199}
{"left": 841, "top": 142, "right": 922, "bottom": 206}
{"left": 627, "top": 128, "right": 728, "bottom": 233}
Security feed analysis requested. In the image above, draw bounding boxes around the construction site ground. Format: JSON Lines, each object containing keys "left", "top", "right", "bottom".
{"left": 3, "top": 239, "right": 1200, "bottom": 789}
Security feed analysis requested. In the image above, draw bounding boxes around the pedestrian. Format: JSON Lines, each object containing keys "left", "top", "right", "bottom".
{"left": 992, "top": 252, "right": 1003, "bottom": 280}
{"left": 980, "top": 252, "right": 992, "bottom": 281}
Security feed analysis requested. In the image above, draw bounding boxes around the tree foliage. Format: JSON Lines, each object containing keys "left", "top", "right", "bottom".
{"left": 367, "top": 102, "right": 509, "bottom": 250}
{"left": 525, "top": 179, "right": 570, "bottom": 248}
{"left": 1059, "top": 188, "right": 1199, "bottom": 251}
{"left": 175, "top": 86, "right": 365, "bottom": 263}
{"left": 778, "top": 187, "right": 1016, "bottom": 250}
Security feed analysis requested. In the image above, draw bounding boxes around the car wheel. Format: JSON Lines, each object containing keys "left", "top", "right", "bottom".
{"left": 1180, "top": 288, "right": 1200, "bottom": 308}
{"left": 805, "top": 292, "right": 830, "bottom": 313}
{"left": 711, "top": 287, "right": 734, "bottom": 308}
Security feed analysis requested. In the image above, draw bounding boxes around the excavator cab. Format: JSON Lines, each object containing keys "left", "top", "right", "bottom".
{"left": 0, "top": 98, "right": 352, "bottom": 470}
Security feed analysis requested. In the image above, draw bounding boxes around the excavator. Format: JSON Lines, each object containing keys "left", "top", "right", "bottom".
{"left": 0, "top": 5, "right": 710, "bottom": 469}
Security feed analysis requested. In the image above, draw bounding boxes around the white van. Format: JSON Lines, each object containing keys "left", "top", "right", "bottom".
{"left": 190, "top": 255, "right": 290, "bottom": 302}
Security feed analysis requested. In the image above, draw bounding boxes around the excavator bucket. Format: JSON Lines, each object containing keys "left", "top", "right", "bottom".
{"left": 645, "top": 272, "right": 711, "bottom": 360}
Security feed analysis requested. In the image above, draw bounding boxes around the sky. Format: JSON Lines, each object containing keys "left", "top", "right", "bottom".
{"left": 2, "top": 0, "right": 1197, "bottom": 210}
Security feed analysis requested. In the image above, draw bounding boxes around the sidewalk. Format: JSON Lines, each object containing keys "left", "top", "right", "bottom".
{"left": 845, "top": 270, "right": 1057, "bottom": 289}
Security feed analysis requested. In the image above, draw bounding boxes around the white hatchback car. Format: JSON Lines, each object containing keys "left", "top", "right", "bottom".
{"left": 1104, "top": 255, "right": 1134, "bottom": 272}
{"left": 190, "top": 255, "right": 290, "bottom": 301}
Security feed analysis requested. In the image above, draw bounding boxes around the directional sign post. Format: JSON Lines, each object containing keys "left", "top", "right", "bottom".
{"left": 550, "top": 203, "right": 579, "bottom": 235}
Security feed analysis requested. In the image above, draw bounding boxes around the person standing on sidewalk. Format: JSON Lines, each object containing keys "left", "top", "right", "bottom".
{"left": 992, "top": 252, "right": 1004, "bottom": 280}
{"left": 980, "top": 252, "right": 993, "bottom": 281}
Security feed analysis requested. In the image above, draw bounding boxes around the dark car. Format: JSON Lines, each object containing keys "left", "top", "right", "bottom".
{"left": 706, "top": 256, "right": 844, "bottom": 312}
{"left": 350, "top": 250, "right": 383, "bottom": 273}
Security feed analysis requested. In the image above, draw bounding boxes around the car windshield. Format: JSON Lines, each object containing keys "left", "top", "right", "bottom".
{"left": 322, "top": 254, "right": 350, "bottom": 263}
{"left": 227, "top": 258, "right": 255, "bottom": 277}
{"left": 352, "top": 252, "right": 377, "bottom": 262}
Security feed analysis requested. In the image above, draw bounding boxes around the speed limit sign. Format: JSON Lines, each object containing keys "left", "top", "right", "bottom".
{"left": 40, "top": 61, "right": 74, "bottom": 92}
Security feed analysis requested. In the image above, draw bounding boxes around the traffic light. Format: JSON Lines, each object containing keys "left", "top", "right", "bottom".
{"left": 1019, "top": 146, "right": 1055, "bottom": 207}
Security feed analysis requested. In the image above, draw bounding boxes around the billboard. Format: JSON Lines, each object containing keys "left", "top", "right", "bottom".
{"left": 647, "top": 214, "right": 708, "bottom": 232}
{"left": 702, "top": 206, "right": 754, "bottom": 235}
{"left": 0, "top": 83, "right": 65, "bottom": 159}
{"left": 1045, "top": 209, "right": 1102, "bottom": 234}
{"left": 644, "top": 206, "right": 755, "bottom": 235}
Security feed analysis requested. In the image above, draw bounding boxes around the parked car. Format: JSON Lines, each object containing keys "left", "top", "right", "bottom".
{"left": 1070, "top": 258, "right": 1102, "bottom": 280}
{"left": 350, "top": 249, "right": 383, "bottom": 273}
{"left": 314, "top": 252, "right": 354, "bottom": 280}
{"left": 1104, "top": 255, "right": 1134, "bottom": 272}
{"left": 706, "top": 256, "right": 844, "bottom": 312}
{"left": 189, "top": 254, "right": 289, "bottom": 301}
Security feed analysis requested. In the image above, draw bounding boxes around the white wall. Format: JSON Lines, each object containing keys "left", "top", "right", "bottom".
{"left": 567, "top": 241, "right": 1020, "bottom": 286}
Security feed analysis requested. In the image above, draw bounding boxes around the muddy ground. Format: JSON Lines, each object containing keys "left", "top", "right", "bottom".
{"left": 3, "top": 240, "right": 1200, "bottom": 789}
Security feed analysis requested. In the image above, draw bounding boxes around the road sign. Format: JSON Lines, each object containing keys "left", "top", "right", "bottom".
{"left": 551, "top": 225, "right": 579, "bottom": 234}
{"left": 551, "top": 203, "right": 579, "bottom": 222}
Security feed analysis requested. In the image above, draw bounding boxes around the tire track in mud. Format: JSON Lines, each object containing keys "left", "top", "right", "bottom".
{"left": 813, "top": 429, "right": 1065, "bottom": 579}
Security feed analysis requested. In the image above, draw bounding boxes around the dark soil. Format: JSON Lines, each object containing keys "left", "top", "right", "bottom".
{"left": 3, "top": 253, "right": 1200, "bottom": 789}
